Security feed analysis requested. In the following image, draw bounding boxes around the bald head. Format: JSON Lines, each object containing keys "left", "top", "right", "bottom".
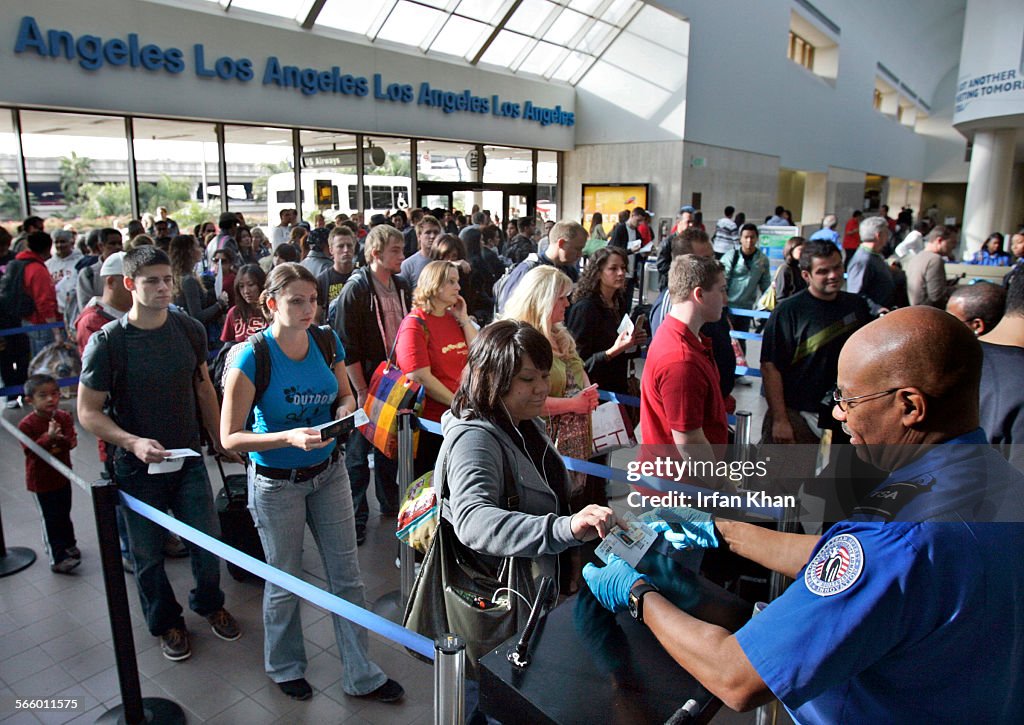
{"left": 841, "top": 307, "right": 981, "bottom": 426}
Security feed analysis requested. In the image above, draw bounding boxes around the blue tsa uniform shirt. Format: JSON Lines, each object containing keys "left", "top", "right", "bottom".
{"left": 232, "top": 327, "right": 345, "bottom": 470}
{"left": 734, "top": 429, "right": 1024, "bottom": 724}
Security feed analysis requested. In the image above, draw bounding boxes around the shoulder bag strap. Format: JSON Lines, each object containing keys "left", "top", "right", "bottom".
{"left": 364, "top": 270, "right": 391, "bottom": 360}
{"left": 439, "top": 428, "right": 518, "bottom": 512}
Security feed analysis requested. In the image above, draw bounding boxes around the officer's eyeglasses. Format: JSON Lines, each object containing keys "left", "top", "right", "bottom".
{"left": 831, "top": 387, "right": 899, "bottom": 412}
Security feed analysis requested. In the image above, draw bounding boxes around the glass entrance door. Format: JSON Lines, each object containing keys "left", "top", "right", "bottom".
{"left": 416, "top": 182, "right": 537, "bottom": 228}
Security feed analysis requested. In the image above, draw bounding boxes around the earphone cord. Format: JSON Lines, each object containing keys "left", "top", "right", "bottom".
{"left": 492, "top": 587, "right": 533, "bottom": 609}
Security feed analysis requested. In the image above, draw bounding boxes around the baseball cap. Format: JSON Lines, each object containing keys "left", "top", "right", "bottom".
{"left": 678, "top": 205, "right": 696, "bottom": 215}
{"left": 100, "top": 251, "right": 126, "bottom": 277}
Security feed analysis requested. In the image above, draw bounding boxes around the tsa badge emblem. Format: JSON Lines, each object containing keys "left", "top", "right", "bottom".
{"left": 804, "top": 533, "right": 864, "bottom": 597}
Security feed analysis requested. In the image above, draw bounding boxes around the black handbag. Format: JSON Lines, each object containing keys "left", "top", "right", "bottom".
{"left": 402, "top": 431, "right": 539, "bottom": 679}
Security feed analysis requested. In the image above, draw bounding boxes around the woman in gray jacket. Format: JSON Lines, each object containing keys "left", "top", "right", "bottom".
{"left": 437, "top": 320, "right": 615, "bottom": 721}
{"left": 439, "top": 320, "right": 615, "bottom": 587}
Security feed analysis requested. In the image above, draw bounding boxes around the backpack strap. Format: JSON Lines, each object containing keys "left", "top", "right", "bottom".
{"left": 180, "top": 311, "right": 206, "bottom": 379}
{"left": 309, "top": 324, "right": 337, "bottom": 368}
{"left": 249, "top": 331, "right": 271, "bottom": 406}
{"left": 250, "top": 325, "right": 336, "bottom": 410}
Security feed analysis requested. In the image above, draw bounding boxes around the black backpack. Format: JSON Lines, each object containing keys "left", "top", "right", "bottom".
{"left": 0, "top": 258, "right": 40, "bottom": 329}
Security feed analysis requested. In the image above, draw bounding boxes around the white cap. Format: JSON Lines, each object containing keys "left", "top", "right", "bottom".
{"left": 100, "top": 251, "right": 126, "bottom": 277}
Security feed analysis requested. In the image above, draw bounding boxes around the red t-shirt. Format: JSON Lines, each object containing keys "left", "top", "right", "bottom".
{"left": 395, "top": 308, "right": 470, "bottom": 422}
{"left": 18, "top": 409, "right": 77, "bottom": 493}
{"left": 221, "top": 306, "right": 268, "bottom": 343}
{"left": 640, "top": 314, "right": 728, "bottom": 448}
{"left": 842, "top": 218, "right": 861, "bottom": 250}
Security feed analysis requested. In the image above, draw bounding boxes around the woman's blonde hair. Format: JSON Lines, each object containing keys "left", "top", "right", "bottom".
{"left": 502, "top": 266, "right": 577, "bottom": 358}
{"left": 413, "top": 260, "right": 458, "bottom": 311}
{"left": 259, "top": 262, "right": 317, "bottom": 321}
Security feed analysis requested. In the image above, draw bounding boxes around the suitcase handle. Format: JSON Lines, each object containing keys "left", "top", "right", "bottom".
{"left": 215, "top": 456, "right": 248, "bottom": 506}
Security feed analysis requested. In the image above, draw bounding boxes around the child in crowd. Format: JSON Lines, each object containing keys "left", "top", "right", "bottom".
{"left": 17, "top": 373, "right": 79, "bottom": 573}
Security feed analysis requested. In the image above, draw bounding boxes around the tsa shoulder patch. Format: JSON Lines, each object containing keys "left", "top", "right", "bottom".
{"left": 804, "top": 533, "right": 864, "bottom": 597}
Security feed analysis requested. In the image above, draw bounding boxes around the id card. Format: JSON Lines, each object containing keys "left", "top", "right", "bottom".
{"left": 595, "top": 512, "right": 657, "bottom": 568}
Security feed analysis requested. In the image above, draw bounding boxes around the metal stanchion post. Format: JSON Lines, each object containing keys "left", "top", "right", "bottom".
{"left": 91, "top": 479, "right": 184, "bottom": 725}
{"left": 372, "top": 410, "right": 416, "bottom": 622}
{"left": 734, "top": 410, "right": 752, "bottom": 489}
{"left": 397, "top": 412, "right": 416, "bottom": 603}
{"left": 434, "top": 633, "right": 465, "bottom": 725}
{"left": 0, "top": 499, "right": 36, "bottom": 577}
{"left": 734, "top": 411, "right": 752, "bottom": 462}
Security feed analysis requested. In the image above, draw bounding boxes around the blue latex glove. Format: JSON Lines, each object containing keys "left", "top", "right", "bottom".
{"left": 582, "top": 555, "right": 647, "bottom": 613}
{"left": 646, "top": 508, "right": 719, "bottom": 551}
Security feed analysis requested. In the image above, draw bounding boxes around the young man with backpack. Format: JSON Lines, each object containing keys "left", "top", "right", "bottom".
{"left": 78, "top": 245, "right": 244, "bottom": 662}
{"left": 332, "top": 225, "right": 410, "bottom": 545}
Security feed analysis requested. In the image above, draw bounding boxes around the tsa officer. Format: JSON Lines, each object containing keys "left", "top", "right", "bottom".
{"left": 583, "top": 307, "right": 1024, "bottom": 723}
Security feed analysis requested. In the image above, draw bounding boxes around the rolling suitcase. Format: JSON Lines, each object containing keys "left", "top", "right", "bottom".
{"left": 214, "top": 459, "right": 265, "bottom": 581}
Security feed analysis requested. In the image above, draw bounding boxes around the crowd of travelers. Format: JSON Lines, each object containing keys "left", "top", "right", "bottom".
{"left": 2, "top": 196, "right": 1023, "bottom": 720}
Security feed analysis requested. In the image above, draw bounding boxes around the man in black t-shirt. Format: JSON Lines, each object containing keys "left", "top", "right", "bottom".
{"left": 318, "top": 226, "right": 356, "bottom": 324}
{"left": 78, "top": 246, "right": 243, "bottom": 662}
{"left": 761, "top": 241, "right": 871, "bottom": 445}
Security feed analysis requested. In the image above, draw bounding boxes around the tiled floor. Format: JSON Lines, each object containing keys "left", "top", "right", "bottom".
{"left": 0, "top": 365, "right": 772, "bottom": 724}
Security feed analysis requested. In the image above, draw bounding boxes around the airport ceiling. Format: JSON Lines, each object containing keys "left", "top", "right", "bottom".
{"left": 181, "top": 0, "right": 645, "bottom": 87}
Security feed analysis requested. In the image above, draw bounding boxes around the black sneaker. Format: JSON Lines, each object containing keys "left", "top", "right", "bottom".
{"left": 160, "top": 627, "right": 191, "bottom": 661}
{"left": 206, "top": 608, "right": 241, "bottom": 641}
{"left": 356, "top": 525, "right": 367, "bottom": 546}
{"left": 66, "top": 546, "right": 81, "bottom": 560}
{"left": 278, "top": 678, "right": 313, "bottom": 700}
{"left": 355, "top": 678, "right": 404, "bottom": 703}
{"left": 50, "top": 558, "right": 80, "bottom": 574}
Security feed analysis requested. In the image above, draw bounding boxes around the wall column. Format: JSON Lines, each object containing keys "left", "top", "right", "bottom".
{"left": 962, "top": 128, "right": 1015, "bottom": 256}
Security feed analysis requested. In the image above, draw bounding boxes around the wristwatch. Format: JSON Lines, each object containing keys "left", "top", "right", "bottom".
{"left": 628, "top": 580, "right": 659, "bottom": 624}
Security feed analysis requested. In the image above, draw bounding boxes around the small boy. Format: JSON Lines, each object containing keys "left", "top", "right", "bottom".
{"left": 18, "top": 373, "right": 80, "bottom": 573}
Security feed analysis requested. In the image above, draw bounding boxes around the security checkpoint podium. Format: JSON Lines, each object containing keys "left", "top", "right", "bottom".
{"left": 479, "top": 552, "right": 752, "bottom": 725}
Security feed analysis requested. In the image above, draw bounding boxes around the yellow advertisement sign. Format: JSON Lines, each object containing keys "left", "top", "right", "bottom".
{"left": 582, "top": 184, "right": 649, "bottom": 235}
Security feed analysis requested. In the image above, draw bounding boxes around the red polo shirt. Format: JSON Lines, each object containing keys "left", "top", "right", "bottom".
{"left": 640, "top": 314, "right": 728, "bottom": 447}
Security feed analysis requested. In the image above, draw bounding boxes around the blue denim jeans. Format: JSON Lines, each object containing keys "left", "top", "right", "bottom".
{"left": 248, "top": 456, "right": 387, "bottom": 694}
{"left": 346, "top": 429, "right": 399, "bottom": 528}
{"left": 114, "top": 458, "right": 225, "bottom": 636}
{"left": 25, "top": 324, "right": 53, "bottom": 359}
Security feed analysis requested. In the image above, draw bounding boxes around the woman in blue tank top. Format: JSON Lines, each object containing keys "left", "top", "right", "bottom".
{"left": 220, "top": 263, "right": 403, "bottom": 704}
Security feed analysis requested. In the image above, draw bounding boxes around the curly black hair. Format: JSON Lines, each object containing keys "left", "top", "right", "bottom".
{"left": 571, "top": 245, "right": 629, "bottom": 308}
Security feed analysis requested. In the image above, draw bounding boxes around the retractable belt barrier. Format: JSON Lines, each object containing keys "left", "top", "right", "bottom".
{"left": 414, "top": 416, "right": 781, "bottom": 521}
{"left": 0, "top": 416, "right": 434, "bottom": 658}
{"left": 0, "top": 376, "right": 79, "bottom": 399}
{"left": 0, "top": 322, "right": 73, "bottom": 397}
{"left": 727, "top": 307, "right": 771, "bottom": 320}
{"left": 0, "top": 321, "right": 66, "bottom": 337}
